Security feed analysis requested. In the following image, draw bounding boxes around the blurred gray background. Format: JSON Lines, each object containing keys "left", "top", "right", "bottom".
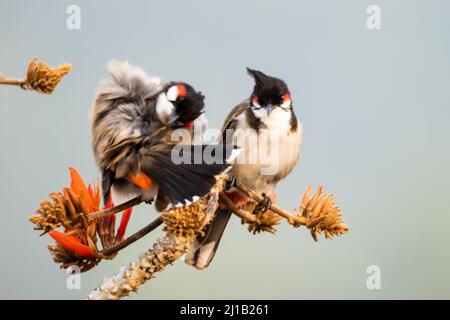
{"left": 1, "top": 0, "right": 449, "bottom": 299}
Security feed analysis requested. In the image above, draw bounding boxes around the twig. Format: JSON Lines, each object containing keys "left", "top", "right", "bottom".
{"left": 233, "top": 182, "right": 319, "bottom": 227}
{"left": 89, "top": 197, "right": 143, "bottom": 220}
{"left": 101, "top": 217, "right": 163, "bottom": 257}
{"left": 1, "top": 58, "right": 71, "bottom": 93}
{"left": 0, "top": 76, "right": 26, "bottom": 87}
{"left": 219, "top": 193, "right": 257, "bottom": 222}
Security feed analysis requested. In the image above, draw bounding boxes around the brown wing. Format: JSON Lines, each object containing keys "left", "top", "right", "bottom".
{"left": 220, "top": 99, "right": 249, "bottom": 140}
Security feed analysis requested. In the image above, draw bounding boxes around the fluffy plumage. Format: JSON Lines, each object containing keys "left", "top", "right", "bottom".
{"left": 91, "top": 61, "right": 232, "bottom": 208}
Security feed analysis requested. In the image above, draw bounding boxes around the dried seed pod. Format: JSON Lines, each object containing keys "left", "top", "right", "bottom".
{"left": 29, "top": 199, "right": 63, "bottom": 233}
{"left": 298, "top": 186, "right": 349, "bottom": 241}
{"left": 161, "top": 199, "right": 209, "bottom": 238}
{"left": 22, "top": 58, "right": 72, "bottom": 94}
{"left": 48, "top": 242, "right": 100, "bottom": 273}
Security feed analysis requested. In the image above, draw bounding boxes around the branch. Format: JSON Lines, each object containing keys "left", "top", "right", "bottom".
{"left": 101, "top": 217, "right": 163, "bottom": 257}
{"left": 0, "top": 76, "right": 26, "bottom": 86}
{"left": 218, "top": 193, "right": 257, "bottom": 223}
{"left": 87, "top": 174, "right": 227, "bottom": 299}
{"left": 233, "top": 182, "right": 312, "bottom": 227}
{"left": 227, "top": 182, "right": 347, "bottom": 240}
{"left": 0, "top": 58, "right": 71, "bottom": 94}
{"left": 89, "top": 197, "right": 143, "bottom": 221}
{"left": 88, "top": 234, "right": 189, "bottom": 300}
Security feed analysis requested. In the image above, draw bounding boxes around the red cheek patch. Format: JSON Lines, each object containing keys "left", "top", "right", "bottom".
{"left": 282, "top": 94, "right": 291, "bottom": 102}
{"left": 177, "top": 84, "right": 187, "bottom": 97}
{"left": 252, "top": 96, "right": 259, "bottom": 104}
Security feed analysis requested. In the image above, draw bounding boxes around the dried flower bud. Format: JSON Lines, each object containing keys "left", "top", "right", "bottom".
{"left": 29, "top": 191, "right": 89, "bottom": 233}
{"left": 299, "top": 185, "right": 349, "bottom": 241}
{"left": 30, "top": 167, "right": 136, "bottom": 272}
{"left": 247, "top": 210, "right": 282, "bottom": 234}
{"left": 22, "top": 58, "right": 72, "bottom": 94}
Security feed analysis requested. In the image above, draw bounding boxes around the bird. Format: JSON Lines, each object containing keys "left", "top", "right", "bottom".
{"left": 186, "top": 67, "right": 303, "bottom": 269}
{"left": 91, "top": 60, "right": 237, "bottom": 211}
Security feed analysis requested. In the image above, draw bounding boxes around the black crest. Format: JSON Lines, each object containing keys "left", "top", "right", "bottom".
{"left": 246, "top": 68, "right": 290, "bottom": 106}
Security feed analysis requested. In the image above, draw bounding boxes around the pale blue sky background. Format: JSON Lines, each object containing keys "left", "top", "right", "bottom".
{"left": 0, "top": 0, "right": 449, "bottom": 299}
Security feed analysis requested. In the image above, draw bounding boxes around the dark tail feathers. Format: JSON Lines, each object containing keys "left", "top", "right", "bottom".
{"left": 185, "top": 208, "right": 232, "bottom": 269}
{"left": 143, "top": 144, "right": 240, "bottom": 206}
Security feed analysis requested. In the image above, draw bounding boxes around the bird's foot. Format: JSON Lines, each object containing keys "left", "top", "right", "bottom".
{"left": 224, "top": 172, "right": 237, "bottom": 191}
{"left": 141, "top": 197, "right": 154, "bottom": 205}
{"left": 252, "top": 193, "right": 272, "bottom": 217}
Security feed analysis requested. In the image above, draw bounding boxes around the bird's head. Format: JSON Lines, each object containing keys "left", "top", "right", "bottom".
{"left": 156, "top": 82, "right": 205, "bottom": 128}
{"left": 247, "top": 67, "right": 292, "bottom": 116}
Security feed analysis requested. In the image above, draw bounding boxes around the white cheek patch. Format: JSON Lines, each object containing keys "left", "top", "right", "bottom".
{"left": 280, "top": 99, "right": 291, "bottom": 110}
{"left": 156, "top": 93, "right": 175, "bottom": 123}
{"left": 166, "top": 85, "right": 179, "bottom": 102}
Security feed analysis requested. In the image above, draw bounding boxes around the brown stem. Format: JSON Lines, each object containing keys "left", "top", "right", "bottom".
{"left": 89, "top": 197, "right": 143, "bottom": 221}
{"left": 0, "top": 77, "right": 26, "bottom": 86}
{"left": 101, "top": 217, "right": 163, "bottom": 257}
{"left": 219, "top": 193, "right": 257, "bottom": 222}
{"left": 234, "top": 182, "right": 308, "bottom": 226}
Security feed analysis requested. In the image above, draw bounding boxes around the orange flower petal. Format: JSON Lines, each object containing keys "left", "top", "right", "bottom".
{"left": 69, "top": 167, "right": 88, "bottom": 195}
{"left": 87, "top": 183, "right": 101, "bottom": 212}
{"left": 116, "top": 208, "right": 132, "bottom": 240}
{"left": 94, "top": 179, "right": 101, "bottom": 209}
{"left": 69, "top": 167, "right": 99, "bottom": 212}
{"left": 49, "top": 230, "right": 95, "bottom": 259}
{"left": 87, "top": 184, "right": 94, "bottom": 202}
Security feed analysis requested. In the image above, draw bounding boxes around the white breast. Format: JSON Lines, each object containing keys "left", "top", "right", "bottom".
{"left": 231, "top": 107, "right": 303, "bottom": 194}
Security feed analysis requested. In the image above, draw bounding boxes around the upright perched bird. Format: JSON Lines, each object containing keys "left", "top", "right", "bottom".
{"left": 91, "top": 61, "right": 233, "bottom": 210}
{"left": 186, "top": 68, "right": 303, "bottom": 269}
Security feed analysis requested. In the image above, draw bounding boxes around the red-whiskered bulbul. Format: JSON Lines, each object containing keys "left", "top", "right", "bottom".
{"left": 186, "top": 68, "right": 303, "bottom": 269}
{"left": 91, "top": 61, "right": 236, "bottom": 210}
